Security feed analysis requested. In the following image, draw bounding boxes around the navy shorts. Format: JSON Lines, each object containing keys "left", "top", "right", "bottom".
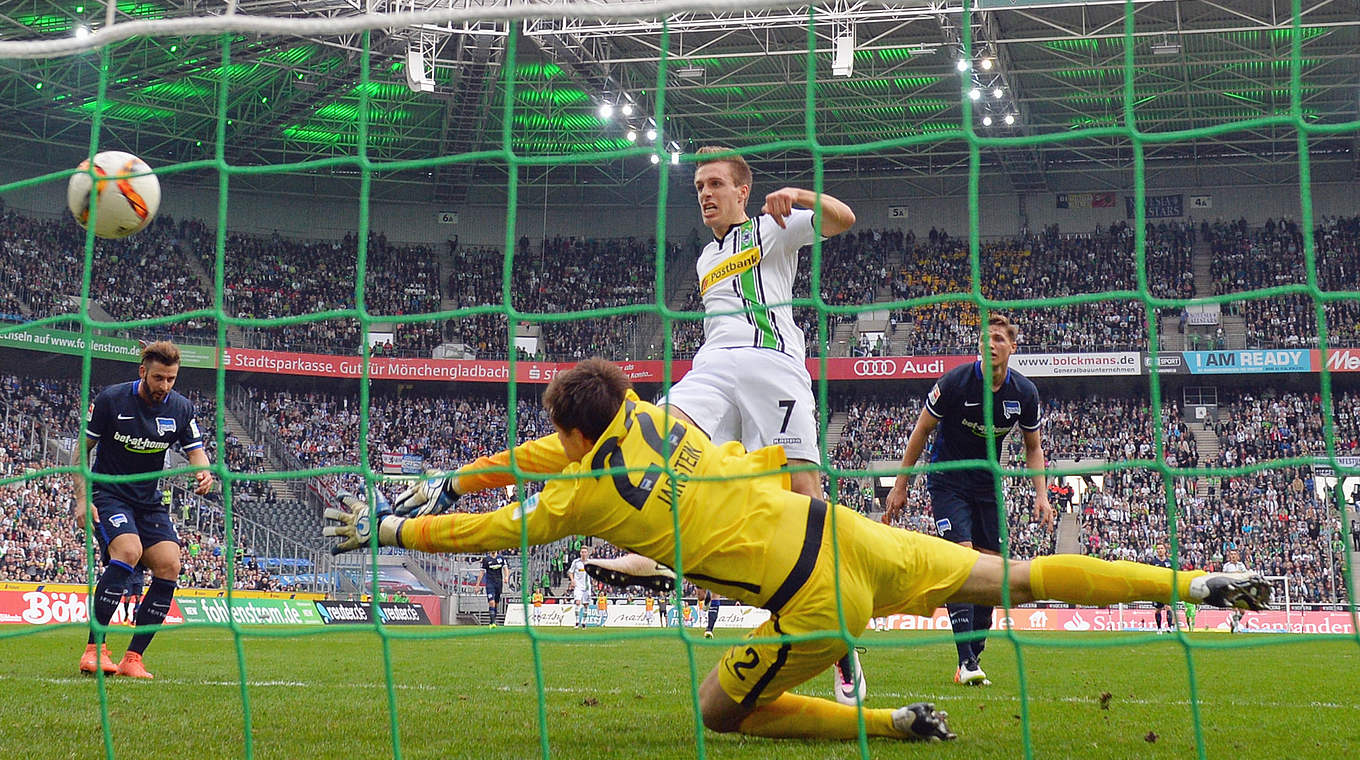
{"left": 927, "top": 482, "right": 1001, "bottom": 553}
{"left": 486, "top": 582, "right": 503, "bottom": 603}
{"left": 93, "top": 498, "right": 180, "bottom": 553}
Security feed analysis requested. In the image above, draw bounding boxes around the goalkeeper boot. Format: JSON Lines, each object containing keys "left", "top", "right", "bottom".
{"left": 116, "top": 651, "right": 154, "bottom": 680}
{"left": 891, "top": 702, "right": 956, "bottom": 741}
{"left": 1189, "top": 572, "right": 1272, "bottom": 611}
{"left": 953, "top": 658, "right": 989, "bottom": 686}
{"left": 585, "top": 554, "right": 676, "bottom": 593}
{"left": 80, "top": 644, "right": 118, "bottom": 675}
{"left": 832, "top": 647, "right": 868, "bottom": 706}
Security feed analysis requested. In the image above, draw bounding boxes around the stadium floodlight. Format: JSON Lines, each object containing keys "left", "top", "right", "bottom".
{"left": 626, "top": 130, "right": 637, "bottom": 142}
{"left": 404, "top": 47, "right": 435, "bottom": 94}
{"left": 956, "top": 59, "right": 969, "bottom": 72}
{"left": 622, "top": 102, "right": 635, "bottom": 116}
{"left": 968, "top": 88, "right": 981, "bottom": 100}
{"left": 598, "top": 103, "right": 613, "bottom": 119}
{"left": 982, "top": 115, "right": 993, "bottom": 126}
{"left": 75, "top": 25, "right": 90, "bottom": 38}
{"left": 832, "top": 33, "right": 854, "bottom": 77}
{"left": 1152, "top": 39, "right": 1182, "bottom": 55}
{"left": 1004, "top": 113, "right": 1016, "bottom": 125}
{"left": 650, "top": 153, "right": 660, "bottom": 165}
{"left": 645, "top": 128, "right": 657, "bottom": 141}
{"left": 980, "top": 57, "right": 993, "bottom": 71}
{"left": 675, "top": 66, "right": 705, "bottom": 79}
{"left": 993, "top": 87, "right": 1004, "bottom": 99}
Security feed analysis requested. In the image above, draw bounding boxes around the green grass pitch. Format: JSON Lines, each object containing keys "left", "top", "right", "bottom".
{"left": 2, "top": 625, "right": 1355, "bottom": 759}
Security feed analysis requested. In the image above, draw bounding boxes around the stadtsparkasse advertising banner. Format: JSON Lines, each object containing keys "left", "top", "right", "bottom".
{"left": 221, "top": 348, "right": 978, "bottom": 383}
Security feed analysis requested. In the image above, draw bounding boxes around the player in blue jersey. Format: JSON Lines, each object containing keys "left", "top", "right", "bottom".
{"left": 481, "top": 551, "right": 506, "bottom": 627}
{"left": 883, "top": 315, "right": 1054, "bottom": 686}
{"left": 1149, "top": 544, "right": 1173, "bottom": 633}
{"left": 73, "top": 341, "right": 214, "bottom": 678}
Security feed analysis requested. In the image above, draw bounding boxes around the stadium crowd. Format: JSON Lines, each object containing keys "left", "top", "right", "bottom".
{"left": 892, "top": 222, "right": 1194, "bottom": 354}
{"left": 1208, "top": 216, "right": 1360, "bottom": 349}
{"left": 8, "top": 202, "right": 1360, "bottom": 361}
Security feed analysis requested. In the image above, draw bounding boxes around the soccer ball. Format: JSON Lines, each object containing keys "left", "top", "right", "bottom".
{"left": 66, "top": 151, "right": 161, "bottom": 239}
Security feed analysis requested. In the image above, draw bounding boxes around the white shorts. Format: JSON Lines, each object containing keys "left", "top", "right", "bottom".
{"left": 574, "top": 589, "right": 590, "bottom": 606}
{"left": 660, "top": 347, "right": 820, "bottom": 462}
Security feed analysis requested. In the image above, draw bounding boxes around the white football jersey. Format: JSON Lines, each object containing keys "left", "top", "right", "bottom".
{"left": 569, "top": 558, "right": 590, "bottom": 593}
{"left": 694, "top": 209, "right": 818, "bottom": 362}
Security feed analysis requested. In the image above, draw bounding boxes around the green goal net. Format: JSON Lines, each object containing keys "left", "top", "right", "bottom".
{"left": 0, "top": 2, "right": 1356, "bottom": 759}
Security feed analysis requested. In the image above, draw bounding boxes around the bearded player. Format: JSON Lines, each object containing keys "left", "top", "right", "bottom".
{"left": 74, "top": 341, "right": 214, "bottom": 678}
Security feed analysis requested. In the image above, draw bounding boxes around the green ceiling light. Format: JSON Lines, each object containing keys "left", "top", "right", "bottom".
{"left": 511, "top": 88, "right": 588, "bottom": 106}
{"left": 34, "top": 82, "right": 42, "bottom": 90}
{"left": 75, "top": 101, "right": 175, "bottom": 121}
{"left": 1270, "top": 27, "right": 1327, "bottom": 43}
{"left": 115, "top": 2, "right": 165, "bottom": 20}
{"left": 142, "top": 81, "right": 212, "bottom": 99}
{"left": 876, "top": 46, "right": 915, "bottom": 62}
{"left": 1044, "top": 39, "right": 1099, "bottom": 53}
{"left": 263, "top": 45, "right": 315, "bottom": 65}
{"left": 76, "top": 5, "right": 84, "bottom": 12}
{"left": 515, "top": 63, "right": 564, "bottom": 80}
{"left": 169, "top": 44, "right": 176, "bottom": 52}
{"left": 893, "top": 76, "right": 940, "bottom": 89}
{"left": 691, "top": 86, "right": 744, "bottom": 97}
{"left": 17, "top": 14, "right": 73, "bottom": 33}
{"left": 350, "top": 81, "right": 408, "bottom": 99}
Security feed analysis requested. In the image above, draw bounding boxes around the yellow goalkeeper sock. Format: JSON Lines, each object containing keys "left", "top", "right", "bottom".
{"left": 1029, "top": 555, "right": 1204, "bottom": 605}
{"left": 737, "top": 693, "right": 902, "bottom": 739}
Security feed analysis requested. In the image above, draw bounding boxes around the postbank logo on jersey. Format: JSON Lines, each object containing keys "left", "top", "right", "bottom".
{"left": 699, "top": 245, "right": 762, "bottom": 294}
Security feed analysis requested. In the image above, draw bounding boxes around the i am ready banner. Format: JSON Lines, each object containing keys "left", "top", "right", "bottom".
{"left": 1182, "top": 349, "right": 1310, "bottom": 374}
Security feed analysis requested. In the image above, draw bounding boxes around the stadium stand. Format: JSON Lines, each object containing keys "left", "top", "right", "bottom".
{"left": 1208, "top": 216, "right": 1360, "bottom": 349}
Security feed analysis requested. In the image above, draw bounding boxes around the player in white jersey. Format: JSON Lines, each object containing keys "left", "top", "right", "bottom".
{"left": 568, "top": 547, "right": 592, "bottom": 628}
{"left": 591, "top": 146, "right": 862, "bottom": 701}
{"left": 665, "top": 146, "right": 855, "bottom": 498}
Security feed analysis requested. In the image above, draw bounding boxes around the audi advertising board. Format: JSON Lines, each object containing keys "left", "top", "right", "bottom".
{"left": 831, "top": 356, "right": 973, "bottom": 380}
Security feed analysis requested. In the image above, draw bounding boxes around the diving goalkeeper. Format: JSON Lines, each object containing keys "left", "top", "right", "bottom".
{"left": 324, "top": 358, "right": 1270, "bottom": 742}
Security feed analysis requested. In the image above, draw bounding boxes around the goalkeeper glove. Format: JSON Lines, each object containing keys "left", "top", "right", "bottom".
{"left": 323, "top": 489, "right": 404, "bottom": 555}
{"left": 392, "top": 470, "right": 459, "bottom": 517}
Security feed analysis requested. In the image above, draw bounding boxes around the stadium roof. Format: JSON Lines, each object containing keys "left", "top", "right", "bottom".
{"left": 1, "top": 0, "right": 1357, "bottom": 202}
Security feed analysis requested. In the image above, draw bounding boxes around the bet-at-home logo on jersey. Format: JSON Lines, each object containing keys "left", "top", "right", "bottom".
{"left": 113, "top": 431, "right": 171, "bottom": 453}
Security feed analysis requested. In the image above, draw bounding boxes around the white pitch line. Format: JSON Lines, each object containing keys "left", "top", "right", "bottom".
{"left": 12, "top": 675, "right": 621, "bottom": 695}
{"left": 13, "top": 675, "right": 1352, "bottom": 711}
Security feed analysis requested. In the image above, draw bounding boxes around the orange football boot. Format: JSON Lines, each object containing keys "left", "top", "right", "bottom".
{"left": 115, "top": 651, "right": 154, "bottom": 679}
{"left": 80, "top": 644, "right": 118, "bottom": 675}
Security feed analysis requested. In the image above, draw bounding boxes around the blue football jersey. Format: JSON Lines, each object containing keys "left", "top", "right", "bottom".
{"left": 924, "top": 361, "right": 1040, "bottom": 489}
{"left": 85, "top": 380, "right": 204, "bottom": 509}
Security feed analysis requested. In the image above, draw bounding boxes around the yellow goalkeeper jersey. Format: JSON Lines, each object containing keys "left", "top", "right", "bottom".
{"left": 401, "top": 390, "right": 833, "bottom": 612}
